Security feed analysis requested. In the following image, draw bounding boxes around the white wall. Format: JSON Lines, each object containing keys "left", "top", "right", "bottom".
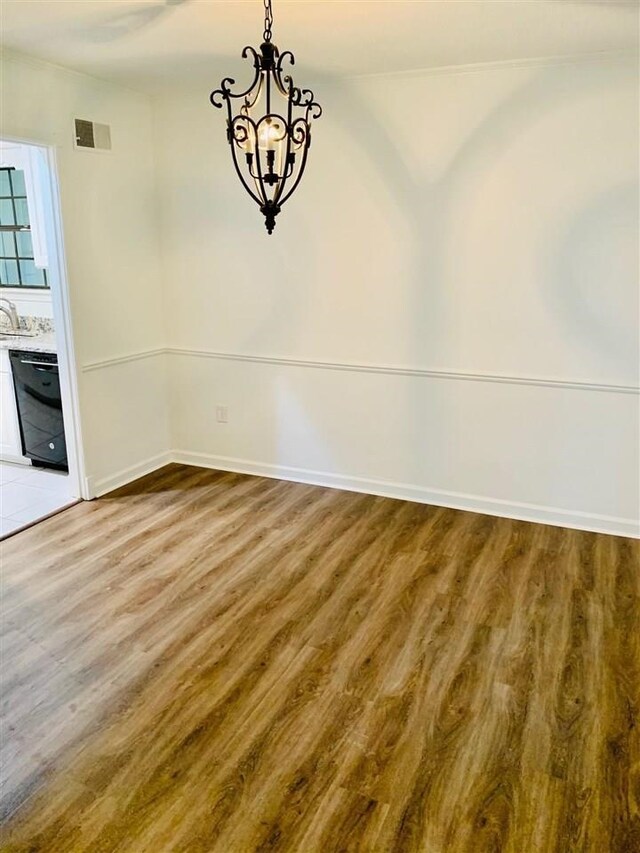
{"left": 157, "top": 56, "right": 639, "bottom": 536}
{"left": 0, "top": 52, "right": 170, "bottom": 493}
{"left": 1, "top": 50, "right": 636, "bottom": 534}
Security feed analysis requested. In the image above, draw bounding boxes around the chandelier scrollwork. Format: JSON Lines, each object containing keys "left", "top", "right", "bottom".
{"left": 210, "top": 0, "right": 322, "bottom": 234}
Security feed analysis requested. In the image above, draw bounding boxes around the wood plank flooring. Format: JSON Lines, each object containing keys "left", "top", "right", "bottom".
{"left": 0, "top": 463, "right": 638, "bottom": 852}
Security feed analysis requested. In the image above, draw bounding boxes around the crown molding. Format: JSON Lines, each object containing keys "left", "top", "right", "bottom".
{"left": 349, "top": 49, "right": 638, "bottom": 82}
{"left": 0, "top": 47, "right": 149, "bottom": 97}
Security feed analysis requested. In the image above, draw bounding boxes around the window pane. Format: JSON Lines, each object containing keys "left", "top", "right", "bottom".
{"left": 0, "top": 199, "right": 15, "bottom": 226}
{"left": 0, "top": 232, "right": 16, "bottom": 256}
{"left": 0, "top": 171, "right": 11, "bottom": 197}
{"left": 0, "top": 259, "right": 19, "bottom": 285}
{"left": 19, "top": 260, "right": 46, "bottom": 286}
{"left": 15, "top": 230, "right": 33, "bottom": 258}
{"left": 10, "top": 170, "right": 26, "bottom": 196}
{"left": 14, "top": 198, "right": 29, "bottom": 227}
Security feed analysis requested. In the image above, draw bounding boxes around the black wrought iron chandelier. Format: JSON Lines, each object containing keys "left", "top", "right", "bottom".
{"left": 210, "top": 0, "right": 322, "bottom": 234}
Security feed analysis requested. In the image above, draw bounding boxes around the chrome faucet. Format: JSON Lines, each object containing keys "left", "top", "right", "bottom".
{"left": 0, "top": 298, "right": 21, "bottom": 331}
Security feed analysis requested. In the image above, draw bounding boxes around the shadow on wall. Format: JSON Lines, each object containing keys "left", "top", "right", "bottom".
{"left": 546, "top": 182, "right": 639, "bottom": 376}
{"left": 177, "top": 56, "right": 637, "bottom": 509}
{"left": 241, "top": 60, "right": 636, "bottom": 496}
{"left": 327, "top": 62, "right": 636, "bottom": 354}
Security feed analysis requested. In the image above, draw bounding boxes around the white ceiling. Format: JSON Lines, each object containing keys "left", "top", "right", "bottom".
{"left": 1, "top": 0, "right": 638, "bottom": 93}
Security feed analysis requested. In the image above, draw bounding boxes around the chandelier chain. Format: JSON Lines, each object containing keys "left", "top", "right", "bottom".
{"left": 263, "top": 0, "right": 274, "bottom": 42}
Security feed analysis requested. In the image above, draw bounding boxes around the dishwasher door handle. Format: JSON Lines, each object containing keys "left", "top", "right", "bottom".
{"left": 19, "top": 359, "right": 56, "bottom": 368}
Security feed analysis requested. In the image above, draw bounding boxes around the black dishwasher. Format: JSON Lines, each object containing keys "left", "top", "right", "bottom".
{"left": 9, "top": 350, "right": 68, "bottom": 471}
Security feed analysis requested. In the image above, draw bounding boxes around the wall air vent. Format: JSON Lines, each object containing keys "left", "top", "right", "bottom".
{"left": 74, "top": 119, "right": 112, "bottom": 151}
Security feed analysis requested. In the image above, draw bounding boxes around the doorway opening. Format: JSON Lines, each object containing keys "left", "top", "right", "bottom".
{"left": 0, "top": 139, "right": 84, "bottom": 538}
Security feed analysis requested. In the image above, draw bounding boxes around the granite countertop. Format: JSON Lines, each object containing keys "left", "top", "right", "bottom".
{"left": 0, "top": 332, "right": 57, "bottom": 355}
{"left": 0, "top": 316, "right": 56, "bottom": 355}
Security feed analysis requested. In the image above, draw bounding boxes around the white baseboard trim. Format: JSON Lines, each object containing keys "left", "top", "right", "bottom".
{"left": 84, "top": 449, "right": 639, "bottom": 538}
{"left": 172, "top": 450, "right": 640, "bottom": 539}
{"left": 85, "top": 451, "right": 173, "bottom": 499}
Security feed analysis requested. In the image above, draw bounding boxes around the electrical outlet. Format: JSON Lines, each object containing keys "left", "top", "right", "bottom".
{"left": 216, "top": 406, "right": 228, "bottom": 424}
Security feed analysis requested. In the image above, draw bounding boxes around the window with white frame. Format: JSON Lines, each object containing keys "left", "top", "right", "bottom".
{"left": 0, "top": 167, "right": 48, "bottom": 288}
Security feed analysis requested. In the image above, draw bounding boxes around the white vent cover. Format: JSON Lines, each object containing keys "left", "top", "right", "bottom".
{"left": 74, "top": 119, "right": 112, "bottom": 151}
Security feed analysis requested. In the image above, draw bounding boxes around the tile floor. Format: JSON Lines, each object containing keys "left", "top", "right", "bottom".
{"left": 0, "top": 461, "right": 77, "bottom": 539}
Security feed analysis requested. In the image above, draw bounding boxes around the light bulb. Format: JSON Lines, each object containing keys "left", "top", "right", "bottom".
{"left": 258, "top": 118, "right": 280, "bottom": 151}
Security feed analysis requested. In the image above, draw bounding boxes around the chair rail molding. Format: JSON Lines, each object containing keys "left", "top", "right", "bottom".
{"left": 167, "top": 347, "right": 638, "bottom": 395}
{"left": 81, "top": 346, "right": 640, "bottom": 394}
{"left": 81, "top": 348, "right": 166, "bottom": 372}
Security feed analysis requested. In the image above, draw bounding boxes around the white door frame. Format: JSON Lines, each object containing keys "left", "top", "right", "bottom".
{"left": 1, "top": 134, "right": 87, "bottom": 500}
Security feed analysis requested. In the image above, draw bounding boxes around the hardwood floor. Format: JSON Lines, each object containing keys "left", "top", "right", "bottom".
{"left": 0, "top": 463, "right": 638, "bottom": 852}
